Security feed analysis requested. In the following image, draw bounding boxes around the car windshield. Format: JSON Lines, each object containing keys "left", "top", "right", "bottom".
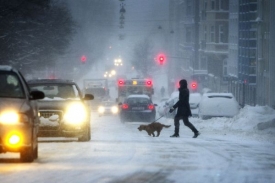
{"left": 208, "top": 95, "right": 233, "bottom": 99}
{"left": 85, "top": 87, "right": 107, "bottom": 98}
{"left": 102, "top": 101, "right": 115, "bottom": 106}
{"left": 30, "top": 84, "right": 80, "bottom": 99}
{"left": 0, "top": 72, "right": 24, "bottom": 98}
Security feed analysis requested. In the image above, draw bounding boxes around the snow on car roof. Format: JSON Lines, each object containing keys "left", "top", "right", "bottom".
{"left": 127, "top": 94, "right": 150, "bottom": 99}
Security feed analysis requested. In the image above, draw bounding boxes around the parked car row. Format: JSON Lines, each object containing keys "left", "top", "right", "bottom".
{"left": 157, "top": 91, "right": 240, "bottom": 120}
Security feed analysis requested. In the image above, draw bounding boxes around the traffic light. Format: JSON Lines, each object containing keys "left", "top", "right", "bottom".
{"left": 81, "top": 55, "right": 87, "bottom": 64}
{"left": 159, "top": 56, "right": 164, "bottom": 64}
{"left": 157, "top": 54, "right": 166, "bottom": 65}
{"left": 190, "top": 81, "right": 198, "bottom": 91}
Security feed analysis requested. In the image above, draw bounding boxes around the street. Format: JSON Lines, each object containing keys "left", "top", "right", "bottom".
{"left": 1, "top": 111, "right": 275, "bottom": 183}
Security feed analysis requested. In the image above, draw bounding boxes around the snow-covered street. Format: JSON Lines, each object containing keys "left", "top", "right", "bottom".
{"left": 1, "top": 105, "right": 275, "bottom": 183}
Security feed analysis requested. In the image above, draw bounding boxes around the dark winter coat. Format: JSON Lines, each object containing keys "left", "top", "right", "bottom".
{"left": 173, "top": 80, "right": 192, "bottom": 117}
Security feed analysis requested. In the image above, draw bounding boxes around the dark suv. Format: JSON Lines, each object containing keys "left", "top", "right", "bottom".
{"left": 0, "top": 65, "right": 44, "bottom": 162}
{"left": 28, "top": 79, "right": 94, "bottom": 141}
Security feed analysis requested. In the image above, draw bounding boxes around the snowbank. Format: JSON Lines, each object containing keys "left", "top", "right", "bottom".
{"left": 190, "top": 105, "right": 275, "bottom": 143}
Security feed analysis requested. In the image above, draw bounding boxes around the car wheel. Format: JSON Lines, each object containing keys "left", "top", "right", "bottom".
{"left": 78, "top": 125, "right": 90, "bottom": 142}
{"left": 20, "top": 147, "right": 34, "bottom": 162}
{"left": 33, "top": 145, "right": 38, "bottom": 159}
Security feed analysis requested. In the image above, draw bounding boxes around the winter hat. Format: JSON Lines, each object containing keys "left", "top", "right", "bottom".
{"left": 179, "top": 79, "right": 188, "bottom": 88}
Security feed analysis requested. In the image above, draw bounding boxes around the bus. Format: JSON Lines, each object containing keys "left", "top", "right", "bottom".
{"left": 116, "top": 78, "right": 154, "bottom": 103}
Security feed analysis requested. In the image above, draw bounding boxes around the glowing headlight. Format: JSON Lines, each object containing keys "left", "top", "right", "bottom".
{"left": 0, "top": 111, "right": 29, "bottom": 124}
{"left": 0, "top": 111, "right": 19, "bottom": 124}
{"left": 63, "top": 103, "right": 87, "bottom": 124}
{"left": 98, "top": 106, "right": 105, "bottom": 114}
{"left": 111, "top": 106, "right": 118, "bottom": 114}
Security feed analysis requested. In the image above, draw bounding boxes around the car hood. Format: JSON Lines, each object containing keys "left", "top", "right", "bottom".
{"left": 0, "top": 98, "right": 30, "bottom": 113}
{"left": 37, "top": 99, "right": 83, "bottom": 110}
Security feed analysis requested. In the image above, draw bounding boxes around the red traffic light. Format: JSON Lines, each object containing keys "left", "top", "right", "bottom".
{"left": 190, "top": 81, "right": 197, "bottom": 90}
{"left": 156, "top": 54, "right": 166, "bottom": 65}
{"left": 81, "top": 55, "right": 87, "bottom": 63}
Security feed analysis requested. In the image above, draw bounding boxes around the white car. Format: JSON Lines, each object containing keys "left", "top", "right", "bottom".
{"left": 157, "top": 91, "right": 201, "bottom": 118}
{"left": 98, "top": 100, "right": 119, "bottom": 117}
{"left": 189, "top": 93, "right": 202, "bottom": 117}
{"left": 198, "top": 93, "right": 239, "bottom": 119}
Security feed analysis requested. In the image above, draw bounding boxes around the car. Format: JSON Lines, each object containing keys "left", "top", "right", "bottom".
{"left": 198, "top": 93, "right": 240, "bottom": 119}
{"left": 28, "top": 79, "right": 94, "bottom": 141}
{"left": 157, "top": 98, "right": 169, "bottom": 116}
{"left": 119, "top": 94, "right": 157, "bottom": 122}
{"left": 189, "top": 93, "right": 202, "bottom": 117}
{"left": 157, "top": 91, "right": 178, "bottom": 118}
{"left": 157, "top": 91, "right": 202, "bottom": 118}
{"left": 97, "top": 100, "right": 119, "bottom": 116}
{"left": 0, "top": 65, "right": 44, "bottom": 162}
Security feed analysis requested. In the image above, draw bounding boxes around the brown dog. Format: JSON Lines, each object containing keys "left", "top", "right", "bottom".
{"left": 137, "top": 122, "right": 171, "bottom": 137}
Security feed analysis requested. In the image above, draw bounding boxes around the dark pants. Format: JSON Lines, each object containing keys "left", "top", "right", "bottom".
{"left": 174, "top": 116, "right": 198, "bottom": 135}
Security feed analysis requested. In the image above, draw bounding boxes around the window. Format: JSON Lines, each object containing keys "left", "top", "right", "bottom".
{"left": 211, "top": 0, "right": 215, "bottom": 10}
{"left": 186, "top": 27, "right": 192, "bottom": 43}
{"left": 210, "top": 26, "right": 215, "bottom": 42}
{"left": 186, "top": 0, "right": 191, "bottom": 15}
{"left": 204, "top": 26, "right": 207, "bottom": 41}
{"left": 219, "top": 25, "right": 224, "bottom": 43}
{"left": 219, "top": 0, "right": 225, "bottom": 10}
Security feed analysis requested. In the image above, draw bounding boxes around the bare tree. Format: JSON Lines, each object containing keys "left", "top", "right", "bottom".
{"left": 131, "top": 38, "right": 155, "bottom": 77}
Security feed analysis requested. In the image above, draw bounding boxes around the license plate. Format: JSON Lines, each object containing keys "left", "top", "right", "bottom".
{"left": 132, "top": 107, "right": 144, "bottom": 110}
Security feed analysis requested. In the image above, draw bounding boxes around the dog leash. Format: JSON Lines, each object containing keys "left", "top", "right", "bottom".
{"left": 152, "top": 115, "right": 165, "bottom": 123}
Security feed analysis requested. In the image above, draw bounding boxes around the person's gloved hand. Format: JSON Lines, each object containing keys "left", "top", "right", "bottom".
{"left": 169, "top": 108, "right": 174, "bottom": 113}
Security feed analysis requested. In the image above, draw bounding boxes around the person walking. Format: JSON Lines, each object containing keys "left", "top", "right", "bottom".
{"left": 169, "top": 79, "right": 200, "bottom": 138}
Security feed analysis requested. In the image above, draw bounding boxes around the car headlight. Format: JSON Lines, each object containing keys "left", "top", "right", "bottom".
{"left": 98, "top": 106, "right": 105, "bottom": 114}
{"left": 111, "top": 106, "right": 118, "bottom": 114}
{"left": 0, "top": 111, "right": 28, "bottom": 124}
{"left": 63, "top": 103, "right": 87, "bottom": 124}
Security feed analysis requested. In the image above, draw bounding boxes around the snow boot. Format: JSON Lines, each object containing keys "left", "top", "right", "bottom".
{"left": 170, "top": 127, "right": 179, "bottom": 137}
{"left": 193, "top": 132, "right": 200, "bottom": 138}
{"left": 170, "top": 134, "right": 179, "bottom": 137}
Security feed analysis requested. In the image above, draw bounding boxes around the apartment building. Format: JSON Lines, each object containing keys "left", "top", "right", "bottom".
{"left": 199, "top": 0, "right": 229, "bottom": 79}
{"left": 256, "top": 0, "right": 275, "bottom": 107}
{"left": 228, "top": 0, "right": 239, "bottom": 78}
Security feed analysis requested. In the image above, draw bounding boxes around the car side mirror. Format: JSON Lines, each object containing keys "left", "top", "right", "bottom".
{"left": 30, "top": 90, "right": 45, "bottom": 100}
{"left": 83, "top": 94, "right": 94, "bottom": 100}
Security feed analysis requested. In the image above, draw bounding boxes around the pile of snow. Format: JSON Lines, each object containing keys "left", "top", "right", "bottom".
{"left": 191, "top": 105, "right": 275, "bottom": 143}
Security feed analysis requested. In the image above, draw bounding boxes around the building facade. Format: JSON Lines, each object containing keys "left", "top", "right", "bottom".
{"left": 199, "top": 0, "right": 229, "bottom": 79}
{"left": 256, "top": 0, "right": 275, "bottom": 107}
{"left": 238, "top": 0, "right": 257, "bottom": 84}
{"left": 228, "top": 0, "right": 239, "bottom": 78}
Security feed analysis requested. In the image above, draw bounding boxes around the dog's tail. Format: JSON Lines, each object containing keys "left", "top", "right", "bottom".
{"left": 162, "top": 125, "right": 171, "bottom": 128}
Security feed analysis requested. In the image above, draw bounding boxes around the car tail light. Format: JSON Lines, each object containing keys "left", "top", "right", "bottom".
{"left": 118, "top": 80, "right": 124, "bottom": 86}
{"left": 146, "top": 80, "right": 152, "bottom": 87}
{"left": 122, "top": 104, "right": 129, "bottom": 109}
{"left": 148, "top": 104, "right": 154, "bottom": 110}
